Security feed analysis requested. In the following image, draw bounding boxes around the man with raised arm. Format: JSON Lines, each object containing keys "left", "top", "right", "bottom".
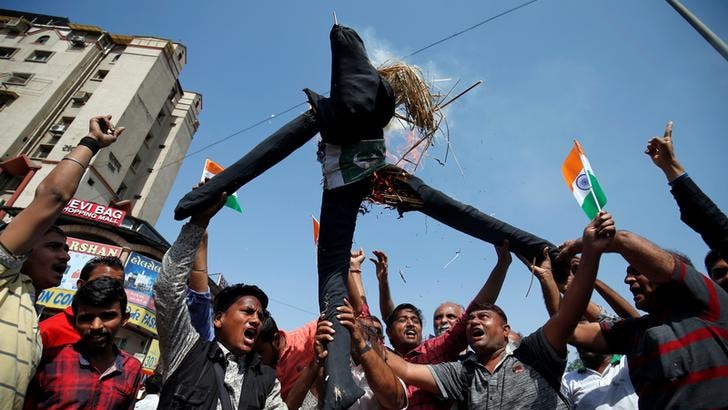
{"left": 370, "top": 243, "right": 513, "bottom": 409}
{"left": 153, "top": 193, "right": 285, "bottom": 409}
{"left": 529, "top": 248, "right": 638, "bottom": 409}
{"left": 386, "top": 212, "right": 615, "bottom": 409}
{"left": 0, "top": 115, "right": 123, "bottom": 408}
{"left": 563, "top": 219, "right": 728, "bottom": 408}
{"left": 646, "top": 121, "right": 728, "bottom": 292}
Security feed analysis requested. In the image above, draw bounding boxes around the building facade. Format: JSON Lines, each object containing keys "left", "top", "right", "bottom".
{"left": 0, "top": 9, "right": 204, "bottom": 373}
{"left": 0, "top": 9, "right": 201, "bottom": 225}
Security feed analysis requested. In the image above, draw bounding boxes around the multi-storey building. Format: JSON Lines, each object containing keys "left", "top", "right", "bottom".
{"left": 0, "top": 9, "right": 205, "bottom": 374}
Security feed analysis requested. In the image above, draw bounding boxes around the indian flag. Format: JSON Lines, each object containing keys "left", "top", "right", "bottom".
{"left": 562, "top": 140, "right": 607, "bottom": 219}
{"left": 312, "top": 215, "right": 320, "bottom": 247}
{"left": 201, "top": 159, "right": 243, "bottom": 214}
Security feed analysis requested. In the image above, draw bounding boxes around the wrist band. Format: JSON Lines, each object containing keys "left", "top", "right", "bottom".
{"left": 349, "top": 269, "right": 361, "bottom": 273}
{"left": 78, "top": 136, "right": 100, "bottom": 155}
{"left": 62, "top": 156, "right": 86, "bottom": 169}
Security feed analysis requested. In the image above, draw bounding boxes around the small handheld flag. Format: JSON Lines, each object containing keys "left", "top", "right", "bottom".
{"left": 201, "top": 159, "right": 243, "bottom": 214}
{"left": 562, "top": 140, "right": 607, "bottom": 219}
{"left": 312, "top": 215, "right": 320, "bottom": 247}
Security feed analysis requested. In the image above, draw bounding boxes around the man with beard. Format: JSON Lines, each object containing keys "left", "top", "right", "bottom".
{"left": 24, "top": 277, "right": 142, "bottom": 409}
{"left": 0, "top": 115, "right": 123, "bottom": 408}
{"left": 432, "top": 303, "right": 464, "bottom": 337}
{"left": 39, "top": 256, "right": 125, "bottom": 350}
{"left": 563, "top": 229, "right": 728, "bottom": 408}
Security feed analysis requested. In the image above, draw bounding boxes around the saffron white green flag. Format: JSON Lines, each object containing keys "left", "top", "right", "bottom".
{"left": 561, "top": 140, "right": 607, "bottom": 219}
{"left": 201, "top": 159, "right": 243, "bottom": 214}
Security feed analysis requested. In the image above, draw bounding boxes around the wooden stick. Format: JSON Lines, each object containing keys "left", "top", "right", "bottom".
{"left": 435, "top": 80, "right": 483, "bottom": 111}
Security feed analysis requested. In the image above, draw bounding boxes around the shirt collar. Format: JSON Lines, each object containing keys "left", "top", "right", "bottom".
{"left": 217, "top": 341, "right": 248, "bottom": 368}
{"left": 77, "top": 344, "right": 125, "bottom": 378}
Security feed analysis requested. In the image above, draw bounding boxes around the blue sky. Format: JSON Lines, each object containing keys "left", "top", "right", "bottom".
{"left": 8, "top": 1, "right": 728, "bottom": 341}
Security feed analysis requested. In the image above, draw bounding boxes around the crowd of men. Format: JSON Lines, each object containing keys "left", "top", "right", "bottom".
{"left": 0, "top": 110, "right": 726, "bottom": 410}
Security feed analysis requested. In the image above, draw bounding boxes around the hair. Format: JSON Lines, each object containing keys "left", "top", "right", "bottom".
{"left": 257, "top": 311, "right": 279, "bottom": 344}
{"left": 71, "top": 276, "right": 127, "bottom": 315}
{"left": 213, "top": 284, "right": 269, "bottom": 314}
{"left": 144, "top": 373, "right": 163, "bottom": 395}
{"left": 466, "top": 302, "right": 508, "bottom": 324}
{"left": 705, "top": 249, "right": 722, "bottom": 272}
{"left": 80, "top": 256, "right": 124, "bottom": 281}
{"left": 386, "top": 303, "right": 423, "bottom": 327}
{"left": 45, "top": 225, "right": 67, "bottom": 238}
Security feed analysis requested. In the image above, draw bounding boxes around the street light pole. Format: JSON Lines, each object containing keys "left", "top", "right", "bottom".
{"left": 666, "top": 0, "right": 728, "bottom": 62}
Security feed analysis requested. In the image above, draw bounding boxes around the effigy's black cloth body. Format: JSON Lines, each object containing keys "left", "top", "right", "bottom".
{"left": 173, "top": 111, "right": 318, "bottom": 220}
{"left": 386, "top": 169, "right": 559, "bottom": 264}
{"left": 307, "top": 24, "right": 396, "bottom": 410}
{"left": 304, "top": 24, "right": 394, "bottom": 145}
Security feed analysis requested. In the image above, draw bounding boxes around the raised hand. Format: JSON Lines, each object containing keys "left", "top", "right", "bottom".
{"left": 582, "top": 211, "right": 615, "bottom": 254}
{"left": 350, "top": 248, "right": 365, "bottom": 272}
{"left": 87, "top": 115, "right": 125, "bottom": 147}
{"left": 645, "top": 121, "right": 684, "bottom": 181}
{"left": 370, "top": 250, "right": 388, "bottom": 281}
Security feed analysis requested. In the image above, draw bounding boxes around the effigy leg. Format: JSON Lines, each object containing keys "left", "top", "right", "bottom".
{"left": 315, "top": 179, "right": 369, "bottom": 408}
{"left": 370, "top": 166, "right": 559, "bottom": 264}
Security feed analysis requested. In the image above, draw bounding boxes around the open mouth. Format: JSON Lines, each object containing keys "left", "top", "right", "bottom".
{"left": 243, "top": 328, "right": 258, "bottom": 344}
{"left": 404, "top": 329, "right": 417, "bottom": 338}
{"left": 52, "top": 264, "right": 68, "bottom": 275}
{"left": 471, "top": 328, "right": 485, "bottom": 337}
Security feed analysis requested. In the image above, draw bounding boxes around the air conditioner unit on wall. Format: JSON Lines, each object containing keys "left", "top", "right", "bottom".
{"left": 4, "top": 18, "right": 30, "bottom": 34}
{"left": 49, "top": 124, "right": 67, "bottom": 134}
{"left": 67, "top": 33, "right": 86, "bottom": 47}
{"left": 71, "top": 91, "right": 90, "bottom": 104}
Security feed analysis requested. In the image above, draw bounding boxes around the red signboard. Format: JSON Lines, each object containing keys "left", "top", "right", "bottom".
{"left": 62, "top": 198, "right": 126, "bottom": 227}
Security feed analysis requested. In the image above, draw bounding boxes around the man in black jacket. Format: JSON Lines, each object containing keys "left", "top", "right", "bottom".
{"left": 154, "top": 193, "right": 286, "bottom": 410}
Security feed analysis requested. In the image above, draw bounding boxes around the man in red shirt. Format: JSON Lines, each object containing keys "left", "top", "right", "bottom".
{"left": 25, "top": 277, "right": 142, "bottom": 409}
{"left": 40, "top": 256, "right": 124, "bottom": 350}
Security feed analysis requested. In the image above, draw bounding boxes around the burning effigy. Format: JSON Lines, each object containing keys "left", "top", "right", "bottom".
{"left": 174, "top": 21, "right": 555, "bottom": 410}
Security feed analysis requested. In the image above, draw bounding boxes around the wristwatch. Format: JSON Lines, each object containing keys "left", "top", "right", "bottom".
{"left": 357, "top": 340, "right": 372, "bottom": 356}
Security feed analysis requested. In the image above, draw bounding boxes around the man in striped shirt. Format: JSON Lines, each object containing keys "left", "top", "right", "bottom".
{"left": 564, "top": 229, "right": 728, "bottom": 408}
{"left": 0, "top": 115, "right": 124, "bottom": 409}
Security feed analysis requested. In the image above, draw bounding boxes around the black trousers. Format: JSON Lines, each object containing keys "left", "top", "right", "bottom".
{"left": 316, "top": 179, "right": 369, "bottom": 409}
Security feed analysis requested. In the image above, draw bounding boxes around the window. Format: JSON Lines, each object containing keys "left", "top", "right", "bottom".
{"left": 144, "top": 133, "right": 154, "bottom": 147}
{"left": 130, "top": 155, "right": 141, "bottom": 171}
{"left": 0, "top": 47, "right": 18, "bottom": 59}
{"left": 26, "top": 50, "right": 53, "bottom": 63}
{"left": 116, "top": 183, "right": 127, "bottom": 198}
{"left": 3, "top": 72, "right": 33, "bottom": 86}
{"left": 87, "top": 178, "right": 95, "bottom": 186}
{"left": 107, "top": 152, "right": 122, "bottom": 173}
{"left": 33, "top": 144, "right": 53, "bottom": 159}
{"left": 35, "top": 35, "right": 50, "bottom": 45}
{"left": 0, "top": 93, "right": 17, "bottom": 111}
{"left": 0, "top": 173, "right": 23, "bottom": 192}
{"left": 91, "top": 70, "right": 109, "bottom": 81}
{"left": 111, "top": 54, "right": 121, "bottom": 63}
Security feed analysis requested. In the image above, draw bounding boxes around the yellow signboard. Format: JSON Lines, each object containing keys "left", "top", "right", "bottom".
{"left": 36, "top": 287, "right": 76, "bottom": 310}
{"left": 126, "top": 303, "right": 157, "bottom": 335}
{"left": 142, "top": 339, "right": 160, "bottom": 374}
